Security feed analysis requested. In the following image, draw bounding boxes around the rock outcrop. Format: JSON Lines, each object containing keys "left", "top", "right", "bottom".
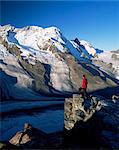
{"left": 64, "top": 94, "right": 119, "bottom": 149}
{"left": 7, "top": 123, "right": 63, "bottom": 149}
{"left": 64, "top": 94, "right": 101, "bottom": 130}
{"left": 9, "top": 123, "right": 47, "bottom": 148}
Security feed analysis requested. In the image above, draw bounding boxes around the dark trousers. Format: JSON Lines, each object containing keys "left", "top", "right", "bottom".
{"left": 82, "top": 88, "right": 87, "bottom": 97}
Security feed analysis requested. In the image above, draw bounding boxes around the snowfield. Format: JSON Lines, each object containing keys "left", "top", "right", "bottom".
{"left": 0, "top": 44, "right": 43, "bottom": 100}
{"left": 93, "top": 51, "right": 119, "bottom": 80}
{"left": 0, "top": 24, "right": 119, "bottom": 95}
{"left": 6, "top": 26, "right": 75, "bottom": 92}
{"left": 80, "top": 40, "right": 96, "bottom": 56}
{"left": 15, "top": 26, "right": 66, "bottom": 52}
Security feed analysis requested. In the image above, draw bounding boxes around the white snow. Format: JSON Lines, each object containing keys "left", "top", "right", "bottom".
{"left": 1, "top": 24, "right": 118, "bottom": 93}
{"left": 67, "top": 40, "right": 82, "bottom": 60}
{"left": 0, "top": 44, "right": 9, "bottom": 58}
{"left": 94, "top": 51, "right": 119, "bottom": 80}
{"left": 4, "top": 25, "right": 74, "bottom": 92}
{"left": 0, "top": 27, "right": 73, "bottom": 92}
{"left": 80, "top": 40, "right": 96, "bottom": 56}
{"left": 0, "top": 44, "right": 43, "bottom": 100}
{"left": 0, "top": 24, "right": 14, "bottom": 40}
{"left": 15, "top": 26, "right": 66, "bottom": 52}
{"left": 70, "top": 40, "right": 91, "bottom": 60}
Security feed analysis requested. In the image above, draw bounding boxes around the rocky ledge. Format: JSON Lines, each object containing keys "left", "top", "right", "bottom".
{"left": 64, "top": 94, "right": 102, "bottom": 130}
{"left": 0, "top": 94, "right": 119, "bottom": 149}
{"left": 64, "top": 94, "right": 119, "bottom": 149}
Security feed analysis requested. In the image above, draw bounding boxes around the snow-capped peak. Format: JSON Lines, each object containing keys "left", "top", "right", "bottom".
{"left": 0, "top": 24, "right": 15, "bottom": 40}
{"left": 80, "top": 40, "right": 96, "bottom": 56}
{"left": 44, "top": 26, "right": 61, "bottom": 35}
{"left": 0, "top": 24, "right": 14, "bottom": 31}
{"left": 0, "top": 24, "right": 119, "bottom": 96}
{"left": 14, "top": 25, "right": 66, "bottom": 51}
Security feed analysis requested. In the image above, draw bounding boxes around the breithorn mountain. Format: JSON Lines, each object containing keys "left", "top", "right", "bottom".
{"left": 0, "top": 25, "right": 119, "bottom": 99}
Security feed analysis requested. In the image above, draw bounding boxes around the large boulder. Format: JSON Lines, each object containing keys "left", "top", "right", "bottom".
{"left": 64, "top": 94, "right": 101, "bottom": 130}
{"left": 8, "top": 123, "right": 63, "bottom": 149}
{"left": 9, "top": 123, "right": 47, "bottom": 148}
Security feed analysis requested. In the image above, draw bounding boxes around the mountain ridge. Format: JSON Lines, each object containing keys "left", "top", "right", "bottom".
{"left": 0, "top": 24, "right": 119, "bottom": 100}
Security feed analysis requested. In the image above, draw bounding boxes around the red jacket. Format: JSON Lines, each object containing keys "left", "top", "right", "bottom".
{"left": 81, "top": 78, "right": 88, "bottom": 89}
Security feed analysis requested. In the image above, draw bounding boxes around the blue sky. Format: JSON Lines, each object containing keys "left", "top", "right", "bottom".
{"left": 1, "top": 1, "right": 119, "bottom": 50}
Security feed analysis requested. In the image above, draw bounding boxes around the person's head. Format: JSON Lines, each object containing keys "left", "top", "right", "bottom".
{"left": 82, "top": 74, "right": 86, "bottom": 78}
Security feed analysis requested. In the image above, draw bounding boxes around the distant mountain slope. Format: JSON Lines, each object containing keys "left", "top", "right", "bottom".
{"left": 0, "top": 44, "right": 44, "bottom": 100}
{"left": 0, "top": 25, "right": 118, "bottom": 99}
{"left": 93, "top": 50, "right": 119, "bottom": 80}
{"left": 72, "top": 38, "right": 119, "bottom": 80}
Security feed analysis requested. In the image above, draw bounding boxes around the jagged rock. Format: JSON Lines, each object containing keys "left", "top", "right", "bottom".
{"left": 64, "top": 94, "right": 102, "bottom": 130}
{"left": 64, "top": 94, "right": 119, "bottom": 149}
{"left": 19, "top": 57, "right": 50, "bottom": 94}
{"left": 9, "top": 131, "right": 31, "bottom": 146}
{"left": 9, "top": 123, "right": 47, "bottom": 148}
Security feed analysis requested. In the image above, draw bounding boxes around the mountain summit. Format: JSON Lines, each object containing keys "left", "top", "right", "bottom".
{"left": 0, "top": 25, "right": 119, "bottom": 99}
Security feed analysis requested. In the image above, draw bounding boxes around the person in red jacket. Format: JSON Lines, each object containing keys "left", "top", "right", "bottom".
{"left": 81, "top": 74, "right": 88, "bottom": 97}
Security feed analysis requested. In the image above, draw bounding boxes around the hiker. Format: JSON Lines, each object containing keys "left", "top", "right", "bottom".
{"left": 81, "top": 74, "right": 88, "bottom": 98}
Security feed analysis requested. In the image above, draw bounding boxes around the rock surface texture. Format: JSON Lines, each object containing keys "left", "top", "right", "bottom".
{"left": 64, "top": 94, "right": 119, "bottom": 149}
{"left": 64, "top": 94, "right": 101, "bottom": 130}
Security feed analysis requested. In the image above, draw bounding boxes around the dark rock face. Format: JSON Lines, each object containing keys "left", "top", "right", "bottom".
{"left": 19, "top": 58, "right": 50, "bottom": 94}
{"left": 111, "top": 53, "right": 119, "bottom": 61}
{"left": 0, "top": 70, "right": 17, "bottom": 100}
{"left": 97, "top": 100, "right": 119, "bottom": 149}
{"left": 74, "top": 38, "right": 81, "bottom": 46}
{"left": 64, "top": 94, "right": 119, "bottom": 149}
